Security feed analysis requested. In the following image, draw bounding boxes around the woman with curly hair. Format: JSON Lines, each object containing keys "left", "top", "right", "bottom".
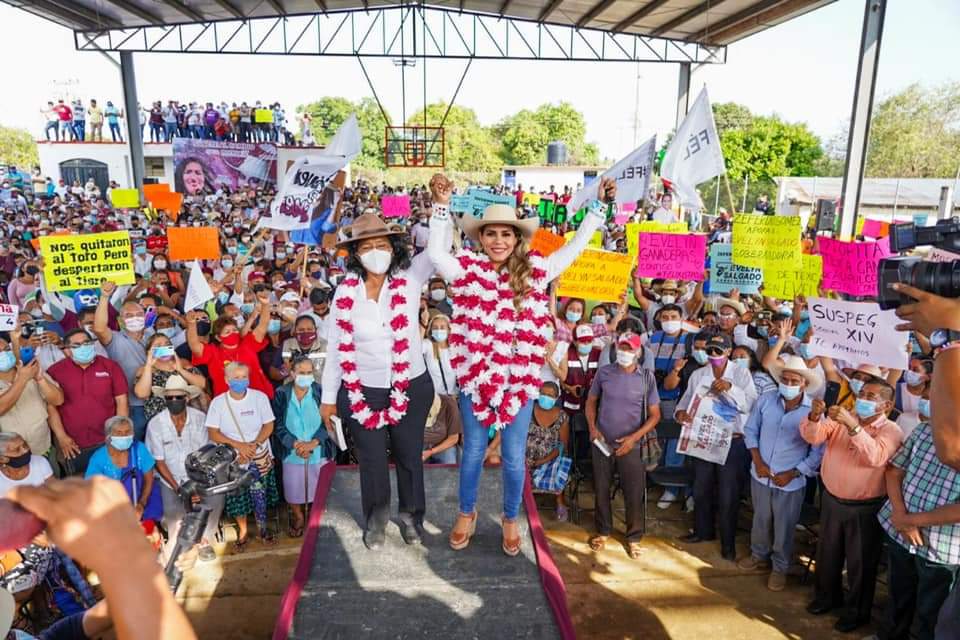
{"left": 427, "top": 173, "right": 615, "bottom": 556}
{"left": 174, "top": 156, "right": 216, "bottom": 196}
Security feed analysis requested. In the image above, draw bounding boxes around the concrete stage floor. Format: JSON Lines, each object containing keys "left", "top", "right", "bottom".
{"left": 175, "top": 466, "right": 882, "bottom": 639}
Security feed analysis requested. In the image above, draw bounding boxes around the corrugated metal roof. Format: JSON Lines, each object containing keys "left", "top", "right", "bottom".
{"left": 777, "top": 176, "right": 960, "bottom": 209}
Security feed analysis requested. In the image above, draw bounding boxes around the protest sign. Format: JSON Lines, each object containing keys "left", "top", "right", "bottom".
{"left": 110, "top": 189, "right": 140, "bottom": 209}
{"left": 568, "top": 135, "right": 656, "bottom": 213}
{"left": 565, "top": 230, "right": 603, "bottom": 249}
{"left": 466, "top": 188, "right": 515, "bottom": 217}
{"left": 861, "top": 219, "right": 889, "bottom": 238}
{"left": 637, "top": 233, "right": 706, "bottom": 281}
{"left": 151, "top": 191, "right": 183, "bottom": 217}
{"left": 638, "top": 221, "right": 687, "bottom": 233}
{"left": 381, "top": 195, "right": 411, "bottom": 218}
{"left": 40, "top": 231, "right": 135, "bottom": 292}
{"left": 732, "top": 214, "right": 801, "bottom": 270}
{"left": 184, "top": 261, "right": 214, "bottom": 312}
{"left": 167, "top": 227, "right": 221, "bottom": 261}
{"left": 538, "top": 198, "right": 555, "bottom": 222}
{"left": 262, "top": 155, "right": 348, "bottom": 230}
{"left": 523, "top": 192, "right": 541, "bottom": 207}
{"left": 172, "top": 139, "right": 277, "bottom": 194}
{"left": 709, "top": 244, "right": 762, "bottom": 294}
{"left": 806, "top": 296, "right": 909, "bottom": 369}
{"left": 450, "top": 195, "right": 472, "bottom": 214}
{"left": 557, "top": 250, "right": 633, "bottom": 302}
{"left": 254, "top": 109, "right": 273, "bottom": 124}
{"left": 660, "top": 87, "right": 725, "bottom": 210}
{"left": 818, "top": 236, "right": 891, "bottom": 297}
{"left": 622, "top": 201, "right": 637, "bottom": 213}
{"left": 762, "top": 254, "right": 822, "bottom": 299}
{"left": 143, "top": 183, "right": 171, "bottom": 202}
{"left": 529, "top": 229, "right": 565, "bottom": 257}
{"left": 146, "top": 235, "right": 168, "bottom": 253}
{"left": 0, "top": 304, "right": 17, "bottom": 331}
{"left": 613, "top": 209, "right": 630, "bottom": 225}
{"left": 677, "top": 386, "right": 735, "bottom": 464}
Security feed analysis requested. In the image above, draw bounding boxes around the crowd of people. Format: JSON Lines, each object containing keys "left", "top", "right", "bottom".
{"left": 0, "top": 164, "right": 958, "bottom": 640}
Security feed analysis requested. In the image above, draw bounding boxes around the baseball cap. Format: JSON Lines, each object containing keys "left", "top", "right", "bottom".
{"left": 574, "top": 324, "right": 595, "bottom": 342}
{"left": 617, "top": 332, "right": 642, "bottom": 351}
{"left": 705, "top": 334, "right": 732, "bottom": 351}
{"left": 247, "top": 271, "right": 266, "bottom": 283}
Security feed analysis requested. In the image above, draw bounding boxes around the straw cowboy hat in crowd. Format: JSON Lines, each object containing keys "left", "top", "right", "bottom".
{"left": 337, "top": 212, "right": 405, "bottom": 246}
{"left": 458, "top": 204, "right": 539, "bottom": 243}
{"left": 152, "top": 374, "right": 202, "bottom": 399}
{"left": 769, "top": 354, "right": 824, "bottom": 396}
{"left": 715, "top": 297, "right": 747, "bottom": 316}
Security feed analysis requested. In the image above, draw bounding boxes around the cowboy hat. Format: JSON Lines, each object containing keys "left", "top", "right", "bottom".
{"left": 716, "top": 297, "right": 746, "bottom": 316}
{"left": 769, "top": 354, "right": 824, "bottom": 396}
{"left": 458, "top": 204, "right": 539, "bottom": 243}
{"left": 336, "top": 212, "right": 405, "bottom": 246}
{"left": 152, "top": 374, "right": 202, "bottom": 399}
{"left": 840, "top": 363, "right": 884, "bottom": 382}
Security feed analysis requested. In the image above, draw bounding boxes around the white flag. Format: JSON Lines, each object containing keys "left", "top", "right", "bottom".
{"left": 660, "top": 87, "right": 726, "bottom": 210}
{"left": 320, "top": 114, "right": 361, "bottom": 162}
{"left": 184, "top": 261, "right": 214, "bottom": 312}
{"left": 568, "top": 135, "right": 656, "bottom": 214}
{"left": 258, "top": 154, "right": 348, "bottom": 231}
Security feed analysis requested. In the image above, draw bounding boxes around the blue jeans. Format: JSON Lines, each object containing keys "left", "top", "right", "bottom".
{"left": 163, "top": 122, "right": 177, "bottom": 141}
{"left": 458, "top": 393, "right": 533, "bottom": 520}
{"left": 45, "top": 121, "right": 59, "bottom": 141}
{"left": 130, "top": 404, "right": 147, "bottom": 442}
{"left": 150, "top": 123, "right": 162, "bottom": 142}
{"left": 108, "top": 122, "right": 122, "bottom": 142}
{"left": 190, "top": 125, "right": 204, "bottom": 139}
{"left": 73, "top": 120, "right": 85, "bottom": 141}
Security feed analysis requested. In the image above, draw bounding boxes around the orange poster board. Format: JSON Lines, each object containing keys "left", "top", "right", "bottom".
{"left": 529, "top": 229, "right": 565, "bottom": 257}
{"left": 167, "top": 227, "right": 221, "bottom": 261}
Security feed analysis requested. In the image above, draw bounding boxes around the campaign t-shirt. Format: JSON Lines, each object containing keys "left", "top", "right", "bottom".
{"left": 205, "top": 389, "right": 275, "bottom": 457}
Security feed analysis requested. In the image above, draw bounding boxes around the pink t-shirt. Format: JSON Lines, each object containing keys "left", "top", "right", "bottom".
{"left": 7, "top": 278, "right": 38, "bottom": 307}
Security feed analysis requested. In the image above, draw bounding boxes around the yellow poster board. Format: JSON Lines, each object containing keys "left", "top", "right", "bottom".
{"left": 40, "top": 231, "right": 135, "bottom": 292}
{"left": 109, "top": 188, "right": 140, "bottom": 209}
{"left": 762, "top": 254, "right": 823, "bottom": 299}
{"left": 557, "top": 249, "right": 633, "bottom": 302}
{"left": 564, "top": 230, "right": 603, "bottom": 249}
{"left": 731, "top": 214, "right": 801, "bottom": 271}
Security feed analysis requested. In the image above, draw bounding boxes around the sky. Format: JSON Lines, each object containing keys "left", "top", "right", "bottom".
{"left": 1, "top": 0, "right": 957, "bottom": 161}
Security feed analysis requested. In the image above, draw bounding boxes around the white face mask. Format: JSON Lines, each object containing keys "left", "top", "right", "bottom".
{"left": 430, "top": 289, "right": 446, "bottom": 302}
{"left": 359, "top": 248, "right": 392, "bottom": 275}
{"left": 660, "top": 295, "right": 676, "bottom": 305}
{"left": 616, "top": 350, "right": 636, "bottom": 368}
{"left": 661, "top": 320, "right": 682, "bottom": 334}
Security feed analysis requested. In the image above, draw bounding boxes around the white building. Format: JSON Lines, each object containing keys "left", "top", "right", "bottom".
{"left": 501, "top": 165, "right": 609, "bottom": 193}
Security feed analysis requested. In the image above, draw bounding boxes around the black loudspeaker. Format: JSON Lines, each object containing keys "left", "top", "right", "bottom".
{"left": 815, "top": 198, "right": 836, "bottom": 233}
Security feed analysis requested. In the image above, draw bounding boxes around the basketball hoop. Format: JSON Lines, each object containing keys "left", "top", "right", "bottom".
{"left": 385, "top": 126, "right": 444, "bottom": 168}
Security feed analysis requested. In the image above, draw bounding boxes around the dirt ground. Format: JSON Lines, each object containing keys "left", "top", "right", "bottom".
{"left": 176, "top": 494, "right": 882, "bottom": 640}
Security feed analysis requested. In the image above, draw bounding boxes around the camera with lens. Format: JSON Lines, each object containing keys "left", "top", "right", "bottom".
{"left": 877, "top": 218, "right": 960, "bottom": 310}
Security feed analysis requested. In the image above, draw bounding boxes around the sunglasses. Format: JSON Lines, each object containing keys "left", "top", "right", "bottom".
{"left": 705, "top": 346, "right": 726, "bottom": 356}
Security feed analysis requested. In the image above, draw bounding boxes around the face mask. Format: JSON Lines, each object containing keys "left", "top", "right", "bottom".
{"left": 592, "top": 314, "right": 606, "bottom": 325}
{"left": 660, "top": 295, "right": 676, "bottom": 305}
{"left": 227, "top": 246, "right": 238, "bottom": 255}
{"left": 222, "top": 259, "right": 234, "bottom": 269}
{"left": 240, "top": 303, "right": 255, "bottom": 315}
{"left": 216, "top": 291, "right": 230, "bottom": 306}
{"left": 431, "top": 329, "right": 448, "bottom": 343}
{"left": 359, "top": 248, "right": 392, "bottom": 275}
{"left": 757, "top": 326, "right": 769, "bottom": 337}
{"left": 430, "top": 289, "right": 446, "bottom": 302}
{"left": 854, "top": 397, "right": 878, "bottom": 419}
{"left": 295, "top": 374, "right": 314, "bottom": 389}
{"left": 267, "top": 319, "right": 281, "bottom": 334}
{"left": 799, "top": 309, "right": 810, "bottom": 321}
{"left": 904, "top": 370, "right": 925, "bottom": 386}
{"left": 798, "top": 343, "right": 813, "bottom": 360}
{"left": 296, "top": 331, "right": 317, "bottom": 347}
{"left": 708, "top": 356, "right": 727, "bottom": 368}
{"left": 110, "top": 435, "right": 134, "bottom": 451}
{"left": 918, "top": 398, "right": 930, "bottom": 418}
{"left": 196, "top": 320, "right": 212, "bottom": 337}
{"left": 537, "top": 395, "right": 557, "bottom": 411}
{"left": 616, "top": 350, "right": 636, "bottom": 367}
{"left": 124, "top": 316, "right": 145, "bottom": 332}
{"left": 154, "top": 259, "right": 167, "bottom": 269}
{"left": 165, "top": 396, "right": 187, "bottom": 415}
{"left": 733, "top": 357, "right": 750, "bottom": 370}
{"left": 565, "top": 310, "right": 582, "bottom": 323}
{"left": 135, "top": 245, "right": 147, "bottom": 255}
{"left": 0, "top": 350, "right": 15, "bottom": 372}
{"left": 220, "top": 332, "right": 241, "bottom": 348}
{"left": 276, "top": 252, "right": 287, "bottom": 260}
{"left": 577, "top": 343, "right": 593, "bottom": 355}
{"left": 848, "top": 378, "right": 865, "bottom": 395}
{"left": 661, "top": 320, "right": 682, "bottom": 335}
{"left": 29, "top": 309, "right": 43, "bottom": 319}
{"left": 70, "top": 343, "right": 96, "bottom": 364}
{"left": 4, "top": 449, "right": 31, "bottom": 468}
{"left": 692, "top": 349, "right": 708, "bottom": 365}
{"left": 228, "top": 378, "right": 249, "bottom": 394}
{"left": 777, "top": 305, "right": 792, "bottom": 317}
{"left": 780, "top": 382, "right": 800, "bottom": 400}
{"left": 153, "top": 345, "right": 175, "bottom": 359}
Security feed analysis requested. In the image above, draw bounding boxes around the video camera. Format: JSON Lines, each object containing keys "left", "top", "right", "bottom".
{"left": 162, "top": 444, "right": 252, "bottom": 592}
{"left": 877, "top": 218, "right": 960, "bottom": 310}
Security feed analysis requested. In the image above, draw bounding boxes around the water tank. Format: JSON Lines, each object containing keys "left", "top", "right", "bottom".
{"left": 546, "top": 141, "right": 568, "bottom": 165}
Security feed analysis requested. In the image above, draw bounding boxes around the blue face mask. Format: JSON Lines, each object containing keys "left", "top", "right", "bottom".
{"left": 537, "top": 395, "right": 557, "bottom": 410}
{"left": 431, "top": 329, "right": 448, "bottom": 343}
{"left": 267, "top": 319, "right": 281, "bottom": 334}
{"left": 295, "top": 374, "right": 313, "bottom": 389}
{"left": 228, "top": 379, "right": 249, "bottom": 394}
{"left": 854, "top": 397, "right": 878, "bottom": 419}
{"left": 158, "top": 327, "right": 177, "bottom": 340}
{"left": 904, "top": 370, "right": 925, "bottom": 386}
{"left": 798, "top": 343, "right": 813, "bottom": 360}
{"left": 692, "top": 349, "right": 708, "bottom": 365}
{"left": 757, "top": 326, "right": 769, "bottom": 337}
{"left": 918, "top": 398, "right": 930, "bottom": 417}
{"left": 799, "top": 309, "right": 810, "bottom": 321}
{"left": 848, "top": 379, "right": 865, "bottom": 396}
{"left": 577, "top": 343, "right": 593, "bottom": 355}
{"left": 217, "top": 291, "right": 230, "bottom": 305}
{"left": 0, "top": 350, "right": 15, "bottom": 372}
{"left": 222, "top": 259, "right": 234, "bottom": 270}
{"left": 240, "top": 303, "right": 255, "bottom": 315}
{"left": 732, "top": 357, "right": 750, "bottom": 370}
{"left": 566, "top": 310, "right": 582, "bottom": 323}
{"left": 227, "top": 246, "right": 238, "bottom": 255}
{"left": 135, "top": 245, "right": 147, "bottom": 255}
{"left": 70, "top": 343, "right": 96, "bottom": 365}
{"left": 110, "top": 435, "right": 134, "bottom": 451}
{"left": 779, "top": 383, "right": 801, "bottom": 401}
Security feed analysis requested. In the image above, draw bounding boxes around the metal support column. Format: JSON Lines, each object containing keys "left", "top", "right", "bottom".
{"left": 120, "top": 51, "right": 145, "bottom": 195}
{"left": 675, "top": 62, "right": 691, "bottom": 129}
{"left": 838, "top": 0, "right": 886, "bottom": 240}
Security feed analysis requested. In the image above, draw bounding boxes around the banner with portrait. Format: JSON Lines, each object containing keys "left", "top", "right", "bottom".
{"left": 677, "top": 385, "right": 736, "bottom": 464}
{"left": 172, "top": 138, "right": 278, "bottom": 196}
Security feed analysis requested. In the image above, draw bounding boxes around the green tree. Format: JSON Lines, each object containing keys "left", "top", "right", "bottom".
{"left": 498, "top": 102, "right": 599, "bottom": 165}
{"left": 720, "top": 115, "right": 823, "bottom": 182}
{"left": 406, "top": 103, "right": 500, "bottom": 172}
{"left": 296, "top": 97, "right": 389, "bottom": 169}
{"left": 0, "top": 125, "right": 39, "bottom": 168}
{"left": 354, "top": 97, "right": 390, "bottom": 169}
{"left": 712, "top": 102, "right": 752, "bottom": 137}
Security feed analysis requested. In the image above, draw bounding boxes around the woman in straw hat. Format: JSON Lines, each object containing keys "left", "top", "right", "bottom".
{"left": 427, "top": 173, "right": 616, "bottom": 556}
{"left": 320, "top": 210, "right": 436, "bottom": 550}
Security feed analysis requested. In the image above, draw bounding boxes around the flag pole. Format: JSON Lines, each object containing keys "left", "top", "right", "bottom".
{"left": 723, "top": 173, "right": 738, "bottom": 213}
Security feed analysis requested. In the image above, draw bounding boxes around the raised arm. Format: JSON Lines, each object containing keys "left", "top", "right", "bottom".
{"left": 546, "top": 187, "right": 612, "bottom": 282}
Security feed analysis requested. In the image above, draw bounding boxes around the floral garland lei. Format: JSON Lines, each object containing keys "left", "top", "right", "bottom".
{"left": 334, "top": 275, "right": 411, "bottom": 429}
{"left": 448, "top": 251, "right": 551, "bottom": 432}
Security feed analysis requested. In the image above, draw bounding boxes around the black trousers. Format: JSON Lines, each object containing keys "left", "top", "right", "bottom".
{"left": 936, "top": 580, "right": 960, "bottom": 640}
{"left": 880, "top": 533, "right": 960, "bottom": 640}
{"left": 813, "top": 490, "right": 885, "bottom": 623}
{"left": 337, "top": 372, "right": 434, "bottom": 533}
{"left": 692, "top": 436, "right": 749, "bottom": 554}
{"left": 592, "top": 445, "right": 646, "bottom": 542}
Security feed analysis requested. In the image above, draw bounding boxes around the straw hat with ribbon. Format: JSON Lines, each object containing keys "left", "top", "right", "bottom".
{"left": 458, "top": 204, "right": 539, "bottom": 243}
{"left": 336, "top": 212, "right": 405, "bottom": 246}
{"left": 769, "top": 355, "right": 824, "bottom": 396}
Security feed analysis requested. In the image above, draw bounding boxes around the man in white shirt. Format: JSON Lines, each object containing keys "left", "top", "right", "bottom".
{"left": 146, "top": 375, "right": 221, "bottom": 562}
{"left": 675, "top": 333, "right": 758, "bottom": 561}
{"left": 651, "top": 192, "right": 677, "bottom": 224}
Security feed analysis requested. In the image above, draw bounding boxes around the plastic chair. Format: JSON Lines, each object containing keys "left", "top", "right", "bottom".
{"left": 565, "top": 412, "right": 594, "bottom": 525}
